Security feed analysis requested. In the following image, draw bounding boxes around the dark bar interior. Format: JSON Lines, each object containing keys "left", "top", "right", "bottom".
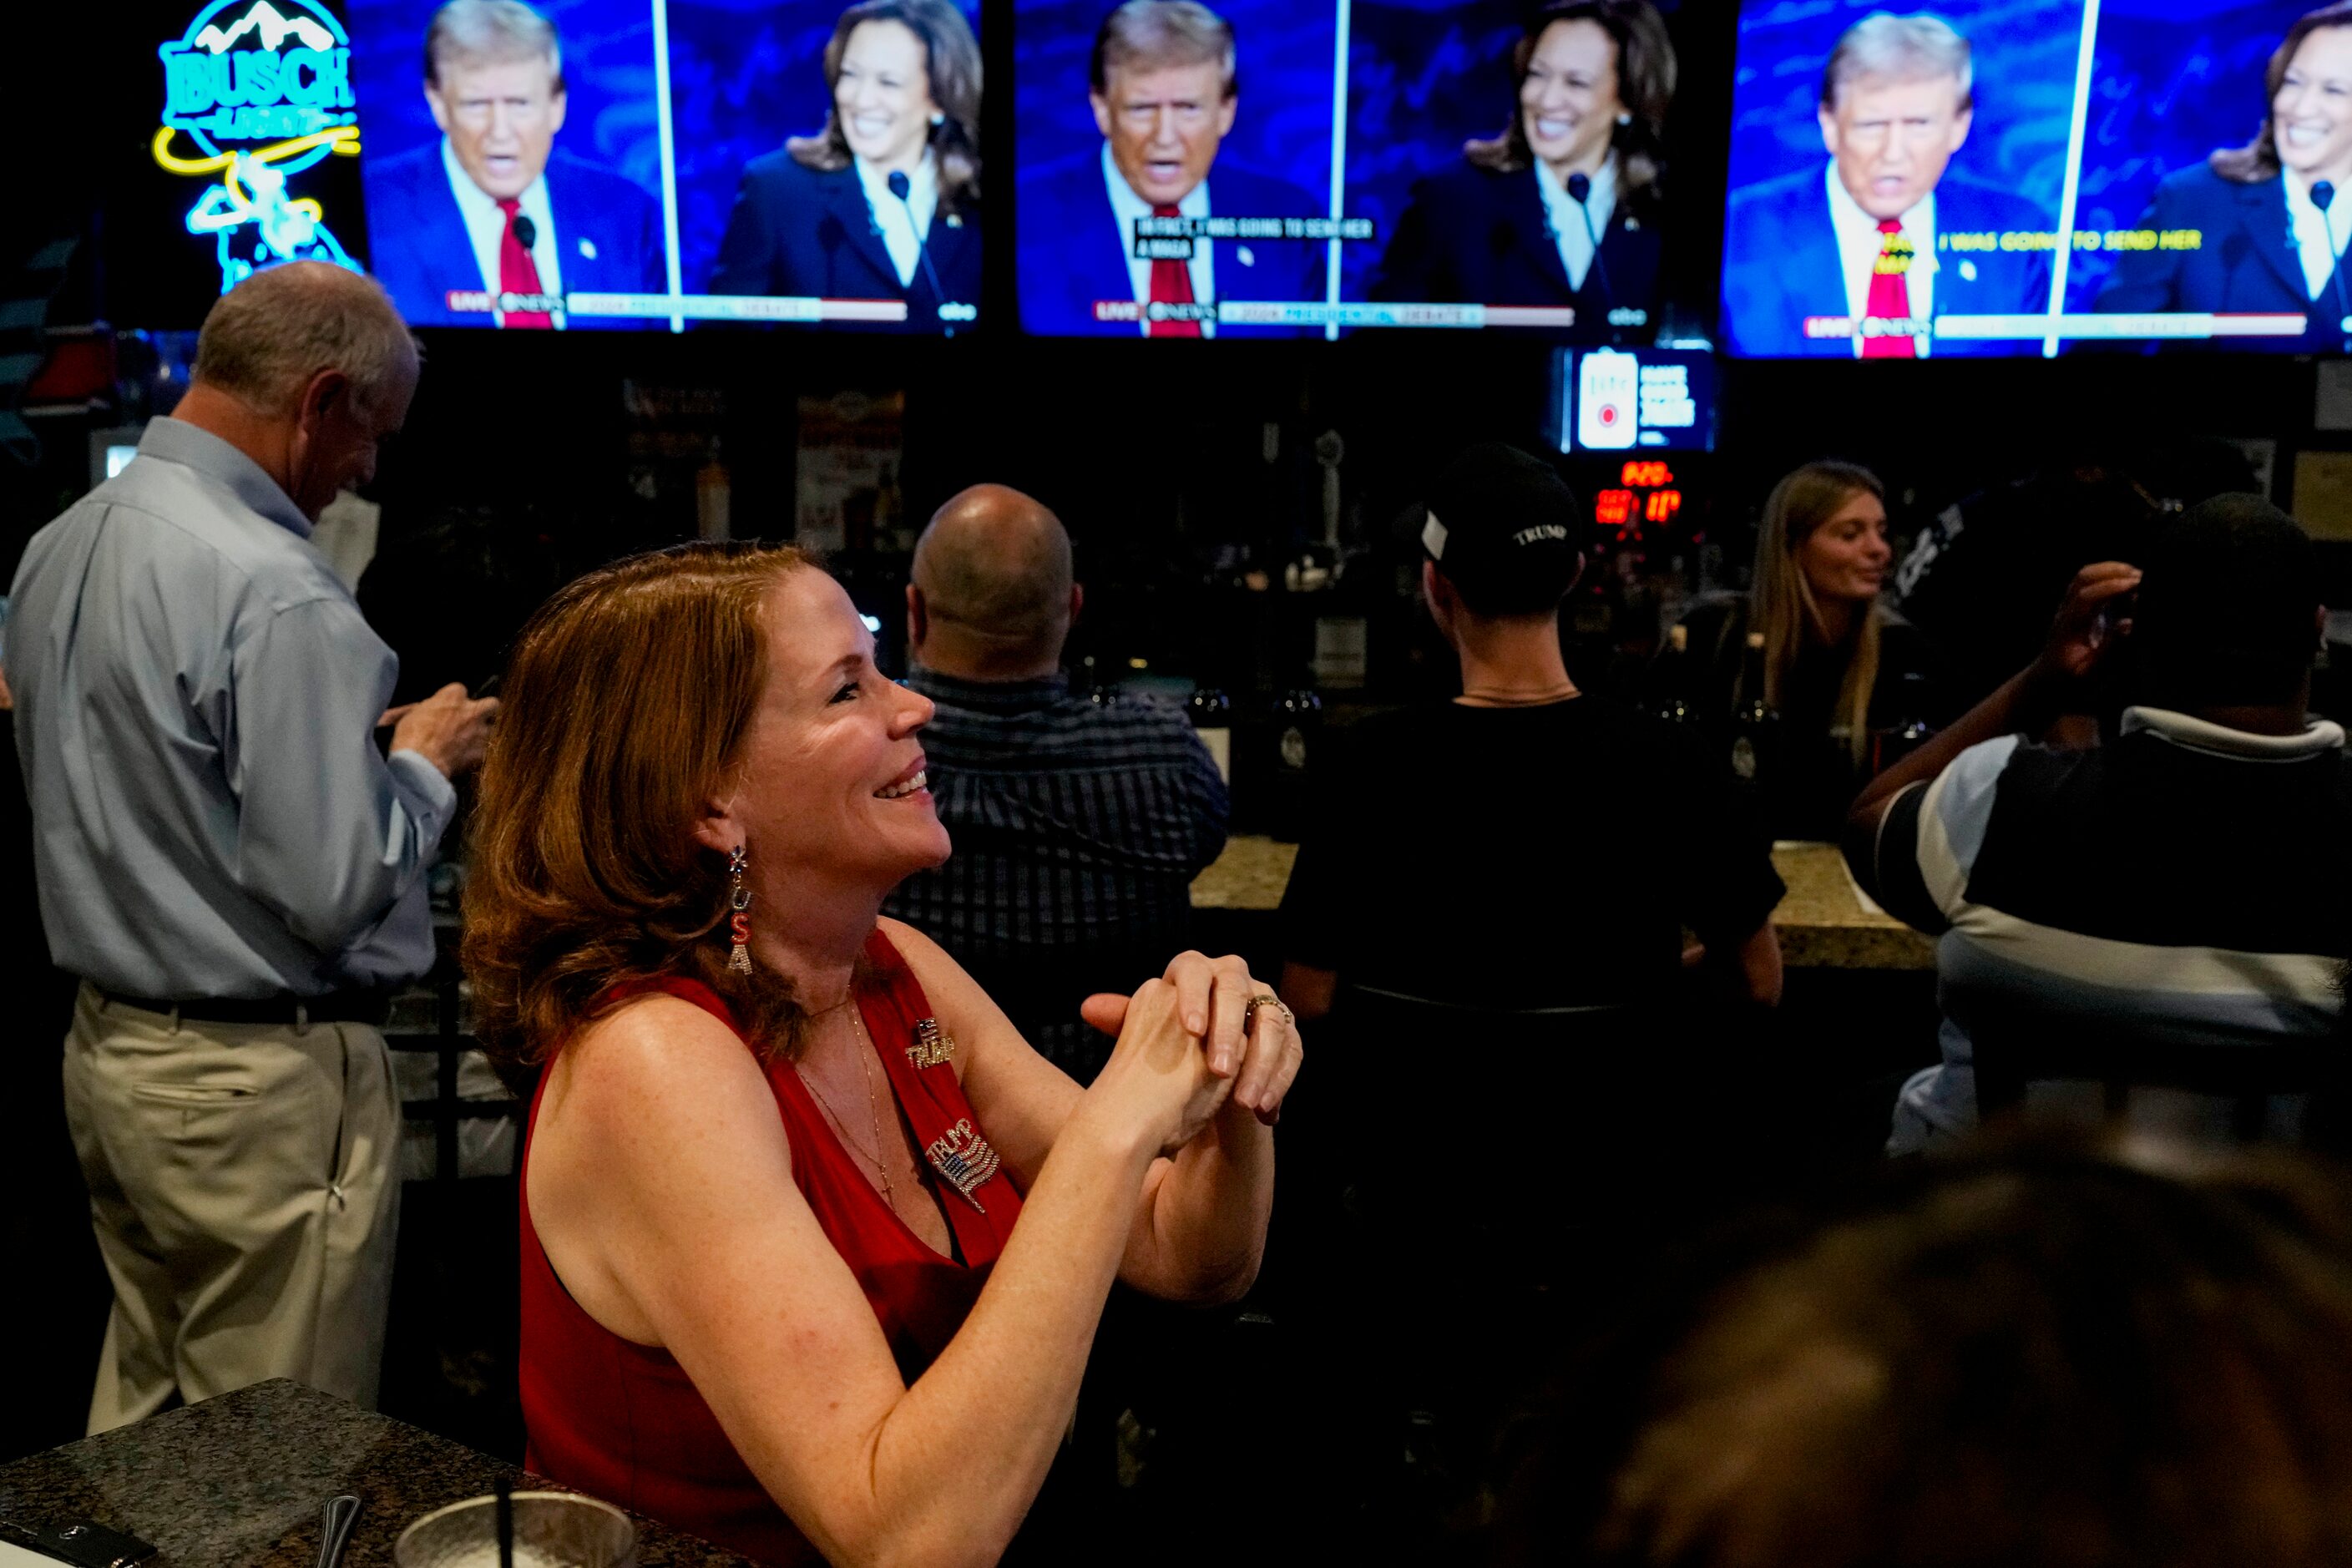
{"left": 14, "top": 1, "right": 2352, "bottom": 1565}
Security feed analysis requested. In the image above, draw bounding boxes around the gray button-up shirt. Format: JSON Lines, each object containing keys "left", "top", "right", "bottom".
{"left": 8, "top": 417, "right": 455, "bottom": 998}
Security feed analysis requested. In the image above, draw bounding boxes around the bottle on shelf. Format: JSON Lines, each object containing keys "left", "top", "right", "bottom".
{"left": 1187, "top": 686, "right": 1234, "bottom": 784}
{"left": 1080, "top": 655, "right": 1115, "bottom": 706}
{"left": 1649, "top": 623, "right": 1697, "bottom": 726}
{"left": 1266, "top": 688, "right": 1323, "bottom": 842}
{"left": 1730, "top": 630, "right": 1781, "bottom": 786}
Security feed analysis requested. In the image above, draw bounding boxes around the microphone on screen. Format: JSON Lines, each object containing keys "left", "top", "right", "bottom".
{"left": 887, "top": 169, "right": 953, "bottom": 335}
{"left": 1565, "top": 171, "right": 1616, "bottom": 333}
{"left": 505, "top": 212, "right": 548, "bottom": 316}
{"left": 2316, "top": 180, "right": 2351, "bottom": 351}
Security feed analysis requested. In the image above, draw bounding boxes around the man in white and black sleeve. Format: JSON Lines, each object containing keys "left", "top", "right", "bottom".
{"left": 8, "top": 262, "right": 498, "bottom": 1429}
{"left": 1849, "top": 494, "right": 2352, "bottom": 1153}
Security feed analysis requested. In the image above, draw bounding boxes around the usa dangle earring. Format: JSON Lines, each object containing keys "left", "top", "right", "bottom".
{"left": 727, "top": 846, "right": 753, "bottom": 974}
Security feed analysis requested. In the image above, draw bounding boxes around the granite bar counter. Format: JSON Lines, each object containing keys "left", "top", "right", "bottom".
{"left": 1762, "top": 841, "right": 1935, "bottom": 970}
{"left": 1189, "top": 835, "right": 1934, "bottom": 970}
{"left": 0, "top": 1380, "right": 751, "bottom": 1568}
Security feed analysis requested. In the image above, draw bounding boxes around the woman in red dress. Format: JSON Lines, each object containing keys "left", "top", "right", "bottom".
{"left": 463, "top": 544, "right": 1298, "bottom": 1565}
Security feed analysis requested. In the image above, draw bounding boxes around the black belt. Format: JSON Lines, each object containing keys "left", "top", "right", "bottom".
{"left": 99, "top": 989, "right": 392, "bottom": 1028}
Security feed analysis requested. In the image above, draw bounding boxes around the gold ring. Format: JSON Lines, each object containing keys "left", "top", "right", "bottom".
{"left": 1244, "top": 993, "right": 1292, "bottom": 1029}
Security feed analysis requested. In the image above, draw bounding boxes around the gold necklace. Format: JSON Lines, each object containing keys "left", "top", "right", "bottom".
{"left": 796, "top": 1008, "right": 899, "bottom": 1212}
{"left": 1459, "top": 682, "right": 1577, "bottom": 707}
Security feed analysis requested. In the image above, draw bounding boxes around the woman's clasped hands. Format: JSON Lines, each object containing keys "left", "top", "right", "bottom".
{"left": 1079, "top": 951, "right": 1305, "bottom": 1157}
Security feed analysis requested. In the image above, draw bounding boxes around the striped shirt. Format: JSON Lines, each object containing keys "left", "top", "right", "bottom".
{"left": 882, "top": 668, "right": 1228, "bottom": 1077}
{"left": 1872, "top": 706, "right": 2352, "bottom": 1153}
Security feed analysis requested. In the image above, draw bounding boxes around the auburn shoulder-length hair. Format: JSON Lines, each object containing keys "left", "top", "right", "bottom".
{"left": 1463, "top": 0, "right": 1676, "bottom": 215}
{"left": 463, "top": 543, "right": 817, "bottom": 1075}
{"left": 1746, "top": 461, "right": 1886, "bottom": 769}
{"left": 787, "top": 0, "right": 984, "bottom": 216}
{"left": 2213, "top": 3, "right": 2352, "bottom": 183}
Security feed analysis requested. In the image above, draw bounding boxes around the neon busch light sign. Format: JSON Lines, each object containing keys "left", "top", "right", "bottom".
{"left": 154, "top": 0, "right": 366, "bottom": 291}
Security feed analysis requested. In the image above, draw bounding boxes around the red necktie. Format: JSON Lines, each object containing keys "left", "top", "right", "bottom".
{"left": 1862, "top": 217, "right": 1914, "bottom": 358}
{"left": 496, "top": 197, "right": 554, "bottom": 330}
{"left": 1147, "top": 204, "right": 1201, "bottom": 339}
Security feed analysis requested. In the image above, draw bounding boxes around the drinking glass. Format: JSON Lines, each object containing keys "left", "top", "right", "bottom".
{"left": 392, "top": 1490, "right": 636, "bottom": 1568}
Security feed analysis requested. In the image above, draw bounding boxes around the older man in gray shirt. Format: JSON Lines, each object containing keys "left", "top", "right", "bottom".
{"left": 9, "top": 263, "right": 495, "bottom": 1430}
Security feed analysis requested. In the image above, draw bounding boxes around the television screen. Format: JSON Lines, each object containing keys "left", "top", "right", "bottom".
{"left": 144, "top": 0, "right": 984, "bottom": 331}
{"left": 1722, "top": 0, "right": 2352, "bottom": 358}
{"left": 1013, "top": 0, "right": 1713, "bottom": 341}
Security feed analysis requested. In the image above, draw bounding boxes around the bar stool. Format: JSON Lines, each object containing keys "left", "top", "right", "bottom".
{"left": 1286, "top": 982, "right": 1682, "bottom": 1537}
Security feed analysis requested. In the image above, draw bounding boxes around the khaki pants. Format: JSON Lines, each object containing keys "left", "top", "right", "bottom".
{"left": 61, "top": 982, "right": 401, "bottom": 1432}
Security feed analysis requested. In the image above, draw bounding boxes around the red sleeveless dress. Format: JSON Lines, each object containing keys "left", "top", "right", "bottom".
{"left": 518, "top": 928, "right": 1024, "bottom": 1565}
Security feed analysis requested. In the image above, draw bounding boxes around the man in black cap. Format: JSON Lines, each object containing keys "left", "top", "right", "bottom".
{"left": 1849, "top": 495, "right": 2352, "bottom": 1153}
{"left": 1275, "top": 442, "right": 1786, "bottom": 1021}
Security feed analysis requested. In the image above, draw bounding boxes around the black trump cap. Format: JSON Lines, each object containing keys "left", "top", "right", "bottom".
{"left": 1415, "top": 442, "right": 1584, "bottom": 615}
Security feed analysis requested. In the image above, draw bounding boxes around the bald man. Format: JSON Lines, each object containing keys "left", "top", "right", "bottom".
{"left": 882, "top": 485, "right": 1228, "bottom": 1080}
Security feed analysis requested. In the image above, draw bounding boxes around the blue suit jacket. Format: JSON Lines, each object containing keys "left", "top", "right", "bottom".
{"left": 2093, "top": 163, "right": 2349, "bottom": 352}
{"left": 710, "top": 151, "right": 981, "bottom": 333}
{"left": 1721, "top": 168, "right": 2052, "bottom": 357}
{"left": 1016, "top": 151, "right": 1325, "bottom": 336}
{"left": 1369, "top": 161, "right": 1662, "bottom": 341}
{"left": 363, "top": 144, "right": 665, "bottom": 329}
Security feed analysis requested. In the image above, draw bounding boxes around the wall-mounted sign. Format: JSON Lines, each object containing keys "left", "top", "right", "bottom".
{"left": 154, "top": 0, "right": 365, "bottom": 293}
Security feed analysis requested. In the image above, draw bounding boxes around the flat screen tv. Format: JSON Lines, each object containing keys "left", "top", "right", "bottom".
{"left": 1722, "top": 0, "right": 2352, "bottom": 358}
{"left": 1013, "top": 0, "right": 1717, "bottom": 341}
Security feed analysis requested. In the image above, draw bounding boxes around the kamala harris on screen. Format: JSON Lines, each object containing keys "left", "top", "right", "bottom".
{"left": 1368, "top": 0, "right": 1674, "bottom": 340}
{"left": 2095, "top": 5, "right": 2352, "bottom": 351}
{"left": 710, "top": 0, "right": 983, "bottom": 330}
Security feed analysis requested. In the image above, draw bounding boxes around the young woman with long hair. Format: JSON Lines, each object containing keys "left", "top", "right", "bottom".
{"left": 1673, "top": 461, "right": 1942, "bottom": 837}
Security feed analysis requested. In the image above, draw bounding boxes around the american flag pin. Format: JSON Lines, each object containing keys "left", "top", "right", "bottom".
{"left": 925, "top": 1118, "right": 1000, "bottom": 1213}
{"left": 906, "top": 1017, "right": 957, "bottom": 1069}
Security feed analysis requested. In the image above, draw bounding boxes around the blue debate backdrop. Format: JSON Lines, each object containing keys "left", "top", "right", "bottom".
{"left": 346, "top": 0, "right": 667, "bottom": 219}
{"left": 344, "top": 0, "right": 986, "bottom": 327}
{"left": 2067, "top": 0, "right": 2316, "bottom": 309}
{"left": 1339, "top": 0, "right": 1687, "bottom": 307}
{"left": 1340, "top": 0, "right": 1527, "bottom": 306}
{"left": 1015, "top": 0, "right": 1716, "bottom": 331}
{"left": 1725, "top": 0, "right": 2083, "bottom": 234}
{"left": 1013, "top": 0, "right": 1337, "bottom": 211}
{"left": 1722, "top": 0, "right": 2345, "bottom": 353}
{"left": 666, "top": 0, "right": 980, "bottom": 294}
{"left": 346, "top": 0, "right": 669, "bottom": 326}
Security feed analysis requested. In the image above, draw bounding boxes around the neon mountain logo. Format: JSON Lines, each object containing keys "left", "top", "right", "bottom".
{"left": 193, "top": 2, "right": 339, "bottom": 53}
{"left": 154, "top": 0, "right": 364, "bottom": 291}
